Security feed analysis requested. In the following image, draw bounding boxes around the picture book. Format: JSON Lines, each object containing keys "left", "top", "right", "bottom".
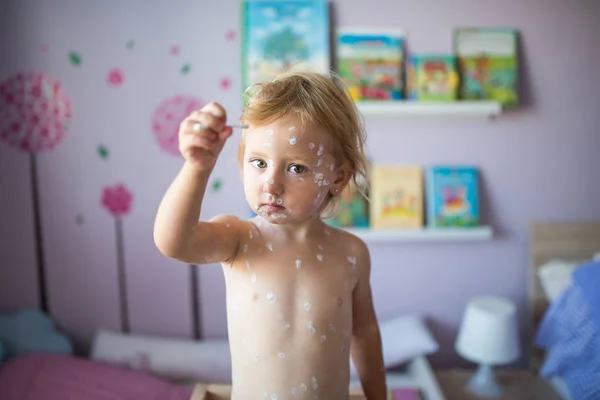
{"left": 326, "top": 180, "right": 369, "bottom": 229}
{"left": 370, "top": 166, "right": 424, "bottom": 229}
{"left": 336, "top": 28, "right": 405, "bottom": 101}
{"left": 454, "top": 28, "right": 519, "bottom": 108}
{"left": 406, "top": 55, "right": 459, "bottom": 102}
{"left": 241, "top": 0, "right": 331, "bottom": 95}
{"left": 426, "top": 166, "right": 480, "bottom": 228}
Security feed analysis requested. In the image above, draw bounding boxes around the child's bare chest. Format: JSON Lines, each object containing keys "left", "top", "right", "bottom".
{"left": 224, "top": 237, "right": 358, "bottom": 339}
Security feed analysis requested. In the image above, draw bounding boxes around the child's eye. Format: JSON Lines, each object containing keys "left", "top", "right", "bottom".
{"left": 250, "top": 159, "right": 267, "bottom": 169}
{"left": 288, "top": 164, "right": 307, "bottom": 175}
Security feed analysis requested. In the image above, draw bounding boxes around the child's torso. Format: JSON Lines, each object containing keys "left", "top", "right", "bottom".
{"left": 223, "top": 225, "right": 359, "bottom": 399}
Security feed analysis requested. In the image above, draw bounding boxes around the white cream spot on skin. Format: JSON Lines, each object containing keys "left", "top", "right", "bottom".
{"left": 308, "top": 142, "right": 315, "bottom": 149}
{"left": 300, "top": 383, "right": 307, "bottom": 391}
{"left": 284, "top": 322, "right": 291, "bottom": 329}
{"left": 304, "top": 302, "right": 312, "bottom": 311}
{"left": 204, "top": 256, "right": 212, "bottom": 262}
{"left": 322, "top": 179, "right": 329, "bottom": 186}
{"left": 330, "top": 163, "right": 335, "bottom": 172}
{"left": 278, "top": 351, "right": 285, "bottom": 359}
{"left": 289, "top": 136, "right": 297, "bottom": 145}
{"left": 312, "top": 376, "right": 318, "bottom": 390}
{"left": 307, "top": 320, "right": 315, "bottom": 335}
{"left": 316, "top": 158, "right": 323, "bottom": 167}
{"left": 249, "top": 230, "right": 253, "bottom": 239}
{"left": 329, "top": 323, "right": 336, "bottom": 331}
{"left": 291, "top": 387, "right": 298, "bottom": 395}
{"left": 269, "top": 179, "right": 275, "bottom": 185}
{"left": 246, "top": 260, "right": 250, "bottom": 269}
{"left": 317, "top": 145, "right": 324, "bottom": 156}
{"left": 267, "top": 242, "right": 273, "bottom": 251}
{"left": 243, "top": 244, "right": 248, "bottom": 253}
{"left": 295, "top": 259, "right": 302, "bottom": 268}
{"left": 347, "top": 256, "right": 356, "bottom": 264}
{"left": 288, "top": 126, "right": 296, "bottom": 132}
{"left": 267, "top": 292, "right": 276, "bottom": 303}
{"left": 251, "top": 273, "right": 256, "bottom": 283}
{"left": 320, "top": 335, "right": 327, "bottom": 342}
{"left": 316, "top": 253, "right": 323, "bottom": 261}
{"left": 299, "top": 177, "right": 305, "bottom": 182}
{"left": 276, "top": 198, "right": 283, "bottom": 205}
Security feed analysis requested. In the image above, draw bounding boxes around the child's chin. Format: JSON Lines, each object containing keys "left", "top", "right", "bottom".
{"left": 258, "top": 211, "right": 289, "bottom": 223}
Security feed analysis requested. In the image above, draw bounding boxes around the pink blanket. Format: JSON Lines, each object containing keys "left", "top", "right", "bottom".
{"left": 0, "top": 354, "right": 193, "bottom": 400}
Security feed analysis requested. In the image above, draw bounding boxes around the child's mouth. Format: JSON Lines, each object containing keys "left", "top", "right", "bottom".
{"left": 260, "top": 204, "right": 285, "bottom": 213}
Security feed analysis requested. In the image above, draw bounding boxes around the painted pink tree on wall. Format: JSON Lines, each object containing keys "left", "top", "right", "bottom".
{"left": 101, "top": 183, "right": 133, "bottom": 333}
{"left": 151, "top": 94, "right": 205, "bottom": 339}
{"left": 0, "top": 71, "right": 72, "bottom": 314}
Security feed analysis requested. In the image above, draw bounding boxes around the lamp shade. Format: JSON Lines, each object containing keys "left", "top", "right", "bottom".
{"left": 455, "top": 296, "right": 521, "bottom": 365}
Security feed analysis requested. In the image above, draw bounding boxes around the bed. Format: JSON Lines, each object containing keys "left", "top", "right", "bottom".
{"left": 529, "top": 221, "right": 600, "bottom": 400}
{"left": 0, "top": 316, "right": 447, "bottom": 400}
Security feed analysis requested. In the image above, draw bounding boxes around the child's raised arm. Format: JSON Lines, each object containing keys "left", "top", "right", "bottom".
{"left": 153, "top": 102, "right": 241, "bottom": 265}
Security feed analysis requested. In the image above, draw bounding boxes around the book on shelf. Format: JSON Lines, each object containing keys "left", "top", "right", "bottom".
{"left": 326, "top": 178, "right": 369, "bottom": 229}
{"left": 425, "top": 165, "right": 480, "bottom": 228}
{"left": 370, "top": 166, "right": 424, "bottom": 229}
{"left": 406, "top": 54, "right": 459, "bottom": 102}
{"left": 336, "top": 27, "right": 405, "bottom": 102}
{"left": 454, "top": 27, "right": 519, "bottom": 108}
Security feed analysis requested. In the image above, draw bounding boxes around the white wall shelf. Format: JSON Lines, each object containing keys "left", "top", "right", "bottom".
{"left": 344, "top": 226, "right": 493, "bottom": 242}
{"left": 355, "top": 101, "right": 502, "bottom": 119}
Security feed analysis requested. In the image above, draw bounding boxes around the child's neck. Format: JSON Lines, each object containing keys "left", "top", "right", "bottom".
{"left": 254, "top": 215, "right": 326, "bottom": 242}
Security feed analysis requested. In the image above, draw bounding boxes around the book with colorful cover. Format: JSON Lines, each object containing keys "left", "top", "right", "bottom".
{"left": 454, "top": 28, "right": 519, "bottom": 108}
{"left": 369, "top": 166, "right": 424, "bottom": 229}
{"left": 406, "top": 55, "right": 459, "bottom": 102}
{"left": 336, "top": 28, "right": 405, "bottom": 101}
{"left": 241, "top": 0, "right": 331, "bottom": 97}
{"left": 426, "top": 166, "right": 480, "bottom": 228}
{"left": 326, "top": 180, "right": 369, "bottom": 229}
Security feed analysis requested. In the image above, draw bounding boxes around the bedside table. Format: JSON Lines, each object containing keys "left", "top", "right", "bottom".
{"left": 435, "top": 369, "right": 563, "bottom": 400}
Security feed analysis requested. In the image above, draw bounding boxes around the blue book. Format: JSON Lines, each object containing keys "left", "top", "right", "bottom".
{"left": 426, "top": 166, "right": 480, "bottom": 227}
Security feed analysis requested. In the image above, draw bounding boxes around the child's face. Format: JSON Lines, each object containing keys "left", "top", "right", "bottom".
{"left": 242, "top": 113, "right": 339, "bottom": 224}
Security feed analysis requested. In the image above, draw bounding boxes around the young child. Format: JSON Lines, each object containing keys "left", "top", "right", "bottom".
{"left": 154, "top": 71, "right": 386, "bottom": 399}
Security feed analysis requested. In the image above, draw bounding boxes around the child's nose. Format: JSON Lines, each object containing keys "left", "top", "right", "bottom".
{"left": 262, "top": 169, "right": 284, "bottom": 195}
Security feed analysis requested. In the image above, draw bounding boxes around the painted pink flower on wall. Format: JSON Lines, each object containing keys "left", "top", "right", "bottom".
{"left": 101, "top": 183, "right": 133, "bottom": 333}
{"left": 152, "top": 95, "right": 203, "bottom": 156}
{"left": 101, "top": 184, "right": 133, "bottom": 217}
{"left": 107, "top": 68, "right": 125, "bottom": 88}
{"left": 0, "top": 72, "right": 71, "bottom": 153}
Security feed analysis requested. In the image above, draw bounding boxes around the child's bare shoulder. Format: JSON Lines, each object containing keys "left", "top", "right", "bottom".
{"left": 326, "top": 226, "right": 370, "bottom": 263}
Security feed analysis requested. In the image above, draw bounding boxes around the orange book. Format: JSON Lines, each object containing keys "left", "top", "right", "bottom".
{"left": 370, "top": 166, "right": 424, "bottom": 229}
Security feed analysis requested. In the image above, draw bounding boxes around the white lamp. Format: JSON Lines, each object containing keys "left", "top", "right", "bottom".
{"left": 455, "top": 296, "right": 521, "bottom": 398}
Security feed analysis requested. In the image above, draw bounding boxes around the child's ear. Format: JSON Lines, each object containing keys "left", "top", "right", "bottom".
{"left": 330, "top": 166, "right": 352, "bottom": 196}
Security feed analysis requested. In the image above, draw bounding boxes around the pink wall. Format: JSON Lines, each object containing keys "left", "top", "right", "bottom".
{"left": 1, "top": 0, "right": 599, "bottom": 368}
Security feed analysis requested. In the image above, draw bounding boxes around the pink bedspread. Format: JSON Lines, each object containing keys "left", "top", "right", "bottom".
{"left": 0, "top": 353, "right": 194, "bottom": 400}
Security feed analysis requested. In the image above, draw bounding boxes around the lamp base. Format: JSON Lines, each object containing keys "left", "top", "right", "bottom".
{"left": 465, "top": 364, "right": 503, "bottom": 398}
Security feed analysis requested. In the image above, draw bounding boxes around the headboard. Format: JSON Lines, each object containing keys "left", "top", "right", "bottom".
{"left": 528, "top": 221, "right": 600, "bottom": 370}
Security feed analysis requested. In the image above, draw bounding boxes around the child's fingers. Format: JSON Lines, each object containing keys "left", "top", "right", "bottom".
{"left": 217, "top": 126, "right": 233, "bottom": 142}
{"left": 200, "top": 102, "right": 227, "bottom": 122}
{"left": 186, "top": 111, "right": 224, "bottom": 133}
{"left": 183, "top": 133, "right": 218, "bottom": 150}
{"left": 185, "top": 119, "right": 218, "bottom": 141}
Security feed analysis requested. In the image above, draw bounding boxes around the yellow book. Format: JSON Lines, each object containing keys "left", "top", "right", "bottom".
{"left": 370, "top": 166, "right": 424, "bottom": 229}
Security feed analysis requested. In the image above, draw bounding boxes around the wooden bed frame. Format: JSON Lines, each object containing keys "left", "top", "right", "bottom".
{"left": 528, "top": 221, "right": 600, "bottom": 370}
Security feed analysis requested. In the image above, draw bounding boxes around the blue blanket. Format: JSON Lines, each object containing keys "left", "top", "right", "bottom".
{"left": 535, "top": 260, "right": 600, "bottom": 400}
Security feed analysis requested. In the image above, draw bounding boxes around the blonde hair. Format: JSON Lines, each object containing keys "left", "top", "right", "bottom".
{"left": 238, "top": 69, "right": 368, "bottom": 218}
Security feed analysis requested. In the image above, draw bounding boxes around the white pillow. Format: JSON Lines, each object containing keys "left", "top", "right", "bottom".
{"left": 350, "top": 314, "right": 438, "bottom": 378}
{"left": 90, "top": 330, "right": 231, "bottom": 383}
{"left": 537, "top": 259, "right": 579, "bottom": 303}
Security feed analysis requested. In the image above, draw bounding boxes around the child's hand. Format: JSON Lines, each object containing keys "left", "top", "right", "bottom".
{"left": 179, "top": 102, "right": 234, "bottom": 171}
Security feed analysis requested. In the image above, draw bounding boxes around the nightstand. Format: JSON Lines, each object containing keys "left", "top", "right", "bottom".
{"left": 435, "top": 369, "right": 563, "bottom": 400}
